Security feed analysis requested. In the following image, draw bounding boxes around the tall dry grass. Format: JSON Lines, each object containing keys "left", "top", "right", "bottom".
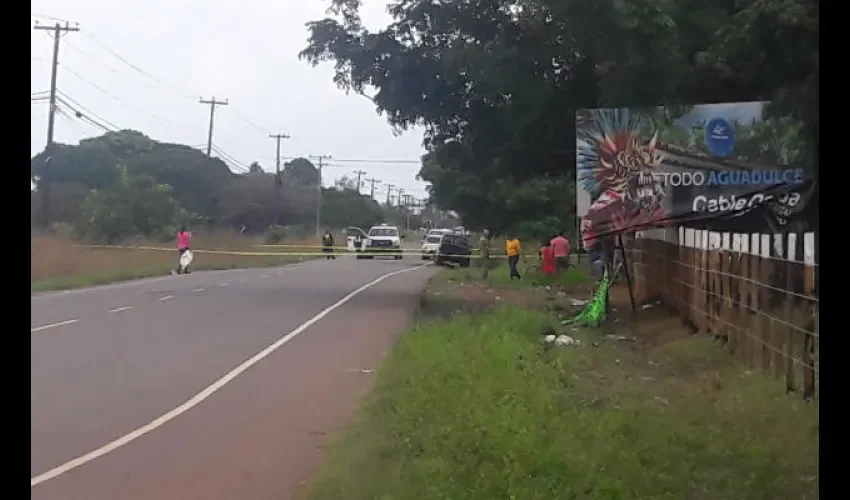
{"left": 31, "top": 231, "right": 324, "bottom": 290}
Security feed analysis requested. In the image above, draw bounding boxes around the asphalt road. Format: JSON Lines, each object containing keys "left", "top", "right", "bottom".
{"left": 31, "top": 255, "right": 437, "bottom": 500}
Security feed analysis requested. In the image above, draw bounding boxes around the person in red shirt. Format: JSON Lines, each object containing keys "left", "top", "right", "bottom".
{"left": 550, "top": 231, "right": 570, "bottom": 274}
{"left": 175, "top": 226, "right": 192, "bottom": 274}
{"left": 540, "top": 241, "right": 556, "bottom": 275}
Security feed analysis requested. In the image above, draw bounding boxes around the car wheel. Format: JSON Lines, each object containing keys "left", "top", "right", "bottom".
{"left": 460, "top": 259, "right": 470, "bottom": 268}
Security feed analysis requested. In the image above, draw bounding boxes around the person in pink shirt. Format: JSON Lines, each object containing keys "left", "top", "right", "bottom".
{"left": 176, "top": 226, "right": 192, "bottom": 274}
{"left": 549, "top": 231, "right": 570, "bottom": 274}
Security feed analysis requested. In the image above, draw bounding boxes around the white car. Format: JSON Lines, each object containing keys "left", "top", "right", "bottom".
{"left": 420, "top": 229, "right": 452, "bottom": 260}
{"left": 362, "top": 224, "right": 403, "bottom": 260}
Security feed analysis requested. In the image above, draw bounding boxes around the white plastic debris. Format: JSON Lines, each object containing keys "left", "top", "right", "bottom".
{"left": 554, "top": 335, "right": 580, "bottom": 347}
{"left": 570, "top": 299, "right": 589, "bottom": 306}
{"left": 544, "top": 334, "right": 556, "bottom": 343}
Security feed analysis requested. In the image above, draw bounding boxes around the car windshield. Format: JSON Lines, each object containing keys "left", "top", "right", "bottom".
{"left": 369, "top": 228, "right": 398, "bottom": 237}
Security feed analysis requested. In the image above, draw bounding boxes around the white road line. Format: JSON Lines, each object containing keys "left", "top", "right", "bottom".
{"left": 31, "top": 319, "right": 79, "bottom": 333}
{"left": 219, "top": 283, "right": 229, "bottom": 287}
{"left": 109, "top": 306, "right": 133, "bottom": 313}
{"left": 30, "top": 262, "right": 432, "bottom": 488}
{"left": 158, "top": 295, "right": 175, "bottom": 302}
{"left": 192, "top": 288, "right": 205, "bottom": 292}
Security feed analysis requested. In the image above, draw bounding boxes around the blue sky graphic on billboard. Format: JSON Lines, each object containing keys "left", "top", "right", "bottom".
{"left": 575, "top": 102, "right": 815, "bottom": 250}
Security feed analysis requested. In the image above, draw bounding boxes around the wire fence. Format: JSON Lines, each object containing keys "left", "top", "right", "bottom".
{"left": 623, "top": 227, "right": 818, "bottom": 400}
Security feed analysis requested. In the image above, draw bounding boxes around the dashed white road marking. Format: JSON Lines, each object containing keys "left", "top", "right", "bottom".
{"left": 219, "top": 283, "right": 229, "bottom": 287}
{"left": 192, "top": 288, "right": 205, "bottom": 292}
{"left": 109, "top": 306, "right": 133, "bottom": 313}
{"left": 30, "top": 262, "right": 432, "bottom": 488}
{"left": 158, "top": 295, "right": 175, "bottom": 302}
{"left": 31, "top": 319, "right": 79, "bottom": 333}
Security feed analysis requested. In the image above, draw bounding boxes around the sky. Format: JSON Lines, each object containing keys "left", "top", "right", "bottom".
{"left": 30, "top": 0, "right": 431, "bottom": 203}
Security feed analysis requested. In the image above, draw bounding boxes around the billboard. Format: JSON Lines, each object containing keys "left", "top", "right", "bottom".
{"left": 575, "top": 102, "right": 816, "bottom": 250}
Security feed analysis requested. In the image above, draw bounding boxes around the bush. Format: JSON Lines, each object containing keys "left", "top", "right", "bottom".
{"left": 264, "top": 224, "right": 287, "bottom": 244}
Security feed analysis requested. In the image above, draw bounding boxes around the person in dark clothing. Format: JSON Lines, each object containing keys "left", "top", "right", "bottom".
{"left": 322, "top": 230, "right": 336, "bottom": 260}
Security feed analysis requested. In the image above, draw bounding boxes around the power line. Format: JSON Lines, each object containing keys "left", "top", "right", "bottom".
{"left": 326, "top": 158, "right": 421, "bottom": 164}
{"left": 59, "top": 63, "right": 197, "bottom": 131}
{"left": 211, "top": 143, "right": 248, "bottom": 172}
{"left": 77, "top": 27, "right": 273, "bottom": 133}
{"left": 79, "top": 28, "right": 195, "bottom": 99}
{"left": 62, "top": 38, "right": 181, "bottom": 98}
{"left": 280, "top": 155, "right": 421, "bottom": 165}
{"left": 56, "top": 90, "right": 122, "bottom": 130}
{"left": 55, "top": 100, "right": 114, "bottom": 132}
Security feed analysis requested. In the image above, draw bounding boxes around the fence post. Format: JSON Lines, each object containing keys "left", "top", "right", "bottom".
{"left": 802, "top": 232, "right": 816, "bottom": 399}
{"left": 768, "top": 234, "right": 788, "bottom": 377}
{"left": 748, "top": 234, "right": 761, "bottom": 368}
{"left": 760, "top": 234, "right": 772, "bottom": 375}
{"left": 785, "top": 233, "right": 797, "bottom": 393}
{"left": 736, "top": 234, "right": 749, "bottom": 362}
{"left": 727, "top": 234, "right": 741, "bottom": 354}
{"left": 698, "top": 230, "right": 710, "bottom": 332}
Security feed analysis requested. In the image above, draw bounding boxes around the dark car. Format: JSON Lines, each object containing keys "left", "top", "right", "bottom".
{"left": 435, "top": 233, "right": 471, "bottom": 267}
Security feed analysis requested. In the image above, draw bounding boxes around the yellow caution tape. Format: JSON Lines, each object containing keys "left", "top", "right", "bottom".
{"left": 78, "top": 244, "right": 511, "bottom": 259}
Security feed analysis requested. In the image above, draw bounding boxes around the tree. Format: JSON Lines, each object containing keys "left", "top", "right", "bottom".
{"left": 282, "top": 157, "right": 320, "bottom": 186}
{"left": 321, "top": 188, "right": 384, "bottom": 229}
{"left": 77, "top": 167, "right": 189, "bottom": 243}
{"left": 334, "top": 175, "right": 359, "bottom": 191}
{"left": 301, "top": 0, "right": 817, "bottom": 235}
{"left": 248, "top": 162, "right": 264, "bottom": 174}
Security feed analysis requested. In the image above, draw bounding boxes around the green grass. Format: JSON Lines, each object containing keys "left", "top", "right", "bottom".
{"left": 436, "top": 258, "right": 590, "bottom": 289}
{"left": 30, "top": 258, "right": 305, "bottom": 293}
{"left": 304, "top": 306, "right": 818, "bottom": 500}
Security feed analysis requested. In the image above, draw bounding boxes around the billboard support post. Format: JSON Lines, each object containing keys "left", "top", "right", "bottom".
{"left": 617, "top": 234, "right": 637, "bottom": 315}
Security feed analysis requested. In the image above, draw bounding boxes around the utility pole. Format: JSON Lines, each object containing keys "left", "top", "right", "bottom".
{"left": 366, "top": 178, "right": 381, "bottom": 199}
{"left": 310, "top": 155, "right": 332, "bottom": 236}
{"left": 199, "top": 96, "right": 228, "bottom": 156}
{"left": 385, "top": 184, "right": 395, "bottom": 205}
{"left": 269, "top": 133, "right": 290, "bottom": 187}
{"left": 397, "top": 189, "right": 406, "bottom": 207}
{"left": 34, "top": 21, "right": 79, "bottom": 228}
{"left": 353, "top": 169, "right": 367, "bottom": 194}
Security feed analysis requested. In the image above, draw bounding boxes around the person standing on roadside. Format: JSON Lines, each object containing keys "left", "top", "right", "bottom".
{"left": 550, "top": 231, "right": 570, "bottom": 274}
{"left": 175, "top": 226, "right": 192, "bottom": 274}
{"left": 505, "top": 233, "right": 522, "bottom": 280}
{"left": 540, "top": 240, "right": 556, "bottom": 275}
{"left": 479, "top": 229, "right": 491, "bottom": 279}
{"left": 322, "top": 229, "right": 336, "bottom": 260}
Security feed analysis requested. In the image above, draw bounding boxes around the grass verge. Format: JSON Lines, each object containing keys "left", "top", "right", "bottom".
{"left": 31, "top": 232, "right": 317, "bottom": 293}
{"left": 303, "top": 282, "right": 818, "bottom": 499}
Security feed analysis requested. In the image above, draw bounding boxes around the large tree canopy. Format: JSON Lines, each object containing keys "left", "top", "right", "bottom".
{"left": 301, "top": 0, "right": 817, "bottom": 236}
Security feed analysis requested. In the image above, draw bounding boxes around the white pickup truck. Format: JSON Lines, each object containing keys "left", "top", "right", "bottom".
{"left": 347, "top": 224, "right": 404, "bottom": 259}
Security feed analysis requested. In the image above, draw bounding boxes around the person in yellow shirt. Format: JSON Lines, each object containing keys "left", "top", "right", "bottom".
{"left": 505, "top": 234, "right": 522, "bottom": 280}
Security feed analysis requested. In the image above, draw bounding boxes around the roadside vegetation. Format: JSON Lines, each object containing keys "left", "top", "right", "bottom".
{"left": 303, "top": 265, "right": 819, "bottom": 500}
{"left": 31, "top": 231, "right": 316, "bottom": 292}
